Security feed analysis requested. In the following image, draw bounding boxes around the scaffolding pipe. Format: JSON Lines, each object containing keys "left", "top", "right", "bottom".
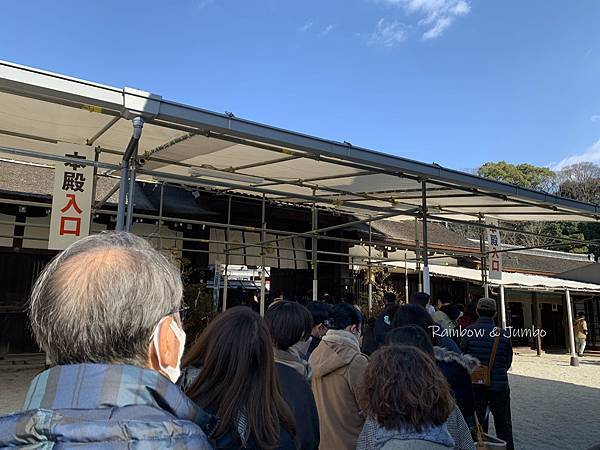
{"left": 415, "top": 218, "right": 422, "bottom": 291}
{"left": 312, "top": 194, "right": 318, "bottom": 301}
{"left": 404, "top": 251, "right": 409, "bottom": 303}
{"left": 368, "top": 218, "right": 373, "bottom": 314}
{"left": 125, "top": 145, "right": 139, "bottom": 232}
{"left": 223, "top": 195, "right": 232, "bottom": 312}
{"left": 421, "top": 180, "right": 430, "bottom": 295}
{"left": 260, "top": 195, "right": 266, "bottom": 316}
{"left": 158, "top": 183, "right": 165, "bottom": 250}
{"left": 479, "top": 216, "right": 489, "bottom": 297}
{"left": 116, "top": 117, "right": 144, "bottom": 231}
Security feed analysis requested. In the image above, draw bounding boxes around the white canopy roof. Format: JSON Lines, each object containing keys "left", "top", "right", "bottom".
{"left": 384, "top": 260, "right": 600, "bottom": 293}
{"left": 1, "top": 59, "right": 599, "bottom": 223}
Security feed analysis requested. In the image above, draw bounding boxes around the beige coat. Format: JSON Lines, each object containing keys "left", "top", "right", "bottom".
{"left": 309, "top": 329, "right": 368, "bottom": 450}
{"left": 574, "top": 318, "right": 588, "bottom": 340}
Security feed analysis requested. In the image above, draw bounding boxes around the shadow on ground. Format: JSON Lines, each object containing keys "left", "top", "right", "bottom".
{"left": 508, "top": 374, "right": 600, "bottom": 450}
{"left": 579, "top": 359, "right": 600, "bottom": 367}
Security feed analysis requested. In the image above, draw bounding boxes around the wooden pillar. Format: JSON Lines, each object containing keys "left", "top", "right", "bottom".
{"left": 565, "top": 289, "right": 579, "bottom": 367}
{"left": 532, "top": 292, "right": 542, "bottom": 356}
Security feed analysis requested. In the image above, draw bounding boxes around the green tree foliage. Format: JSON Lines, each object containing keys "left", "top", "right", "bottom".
{"left": 477, "top": 161, "right": 555, "bottom": 191}
{"left": 472, "top": 161, "right": 600, "bottom": 260}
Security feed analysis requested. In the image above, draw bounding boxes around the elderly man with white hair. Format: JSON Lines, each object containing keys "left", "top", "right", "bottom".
{"left": 0, "top": 232, "right": 215, "bottom": 448}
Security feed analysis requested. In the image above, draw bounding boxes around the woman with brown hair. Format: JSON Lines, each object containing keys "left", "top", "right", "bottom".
{"left": 181, "top": 307, "right": 297, "bottom": 450}
{"left": 357, "top": 345, "right": 455, "bottom": 450}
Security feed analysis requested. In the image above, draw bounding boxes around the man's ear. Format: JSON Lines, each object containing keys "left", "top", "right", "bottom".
{"left": 147, "top": 316, "right": 180, "bottom": 374}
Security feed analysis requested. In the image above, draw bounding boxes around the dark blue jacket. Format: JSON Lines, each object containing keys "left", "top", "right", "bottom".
{"left": 461, "top": 317, "right": 513, "bottom": 391}
{"left": 276, "top": 363, "right": 319, "bottom": 450}
{"left": 0, "top": 363, "right": 215, "bottom": 449}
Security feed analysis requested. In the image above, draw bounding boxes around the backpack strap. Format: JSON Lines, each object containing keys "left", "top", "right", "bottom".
{"left": 487, "top": 334, "right": 501, "bottom": 379}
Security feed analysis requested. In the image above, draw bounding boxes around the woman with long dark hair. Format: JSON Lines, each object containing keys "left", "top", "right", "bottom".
{"left": 182, "top": 307, "right": 297, "bottom": 450}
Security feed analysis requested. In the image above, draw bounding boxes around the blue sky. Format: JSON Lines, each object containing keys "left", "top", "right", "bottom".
{"left": 2, "top": 0, "right": 600, "bottom": 171}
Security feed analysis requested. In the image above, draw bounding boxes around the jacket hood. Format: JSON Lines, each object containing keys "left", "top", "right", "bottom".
{"left": 359, "top": 417, "right": 454, "bottom": 450}
{"left": 434, "top": 346, "right": 480, "bottom": 373}
{"left": 310, "top": 329, "right": 362, "bottom": 378}
{"left": 374, "top": 425, "right": 454, "bottom": 449}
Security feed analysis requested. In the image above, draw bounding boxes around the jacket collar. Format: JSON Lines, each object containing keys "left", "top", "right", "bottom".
{"left": 322, "top": 329, "right": 360, "bottom": 351}
{"left": 24, "top": 363, "right": 218, "bottom": 436}
{"left": 474, "top": 316, "right": 496, "bottom": 326}
{"left": 274, "top": 346, "right": 311, "bottom": 379}
{"left": 358, "top": 417, "right": 454, "bottom": 449}
{"left": 434, "top": 346, "right": 480, "bottom": 372}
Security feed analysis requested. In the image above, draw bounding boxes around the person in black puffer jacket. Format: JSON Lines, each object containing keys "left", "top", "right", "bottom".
{"left": 461, "top": 298, "right": 514, "bottom": 450}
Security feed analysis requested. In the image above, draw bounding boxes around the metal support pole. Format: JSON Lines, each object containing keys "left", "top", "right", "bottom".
{"left": 89, "top": 147, "right": 100, "bottom": 233}
{"left": 125, "top": 146, "right": 138, "bottom": 232}
{"left": 565, "top": 289, "right": 579, "bottom": 367}
{"left": 116, "top": 117, "right": 144, "bottom": 231}
{"left": 479, "top": 216, "right": 489, "bottom": 297}
{"left": 368, "top": 218, "right": 373, "bottom": 314}
{"left": 223, "top": 195, "right": 232, "bottom": 312}
{"left": 404, "top": 251, "right": 409, "bottom": 303}
{"left": 415, "top": 218, "right": 422, "bottom": 291}
{"left": 421, "top": 180, "right": 430, "bottom": 295}
{"left": 499, "top": 285, "right": 507, "bottom": 329}
{"left": 260, "top": 195, "right": 266, "bottom": 316}
{"left": 116, "top": 163, "right": 129, "bottom": 231}
{"left": 312, "top": 195, "right": 318, "bottom": 301}
{"left": 158, "top": 183, "right": 164, "bottom": 250}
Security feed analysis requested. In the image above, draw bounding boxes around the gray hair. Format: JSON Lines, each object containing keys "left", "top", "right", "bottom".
{"left": 29, "top": 231, "right": 183, "bottom": 366}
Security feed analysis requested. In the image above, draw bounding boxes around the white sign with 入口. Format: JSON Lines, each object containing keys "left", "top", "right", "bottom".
{"left": 486, "top": 218, "right": 502, "bottom": 280}
{"left": 48, "top": 143, "right": 95, "bottom": 250}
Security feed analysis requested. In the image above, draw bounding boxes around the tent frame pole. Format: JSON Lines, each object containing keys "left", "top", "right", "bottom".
{"left": 116, "top": 117, "right": 144, "bottom": 231}
{"left": 222, "top": 195, "right": 232, "bottom": 312}
{"left": 479, "top": 215, "right": 489, "bottom": 297}
{"left": 368, "top": 217, "right": 373, "bottom": 314}
{"left": 421, "top": 180, "right": 430, "bottom": 295}
{"left": 260, "top": 194, "right": 266, "bottom": 316}
{"left": 312, "top": 192, "right": 318, "bottom": 301}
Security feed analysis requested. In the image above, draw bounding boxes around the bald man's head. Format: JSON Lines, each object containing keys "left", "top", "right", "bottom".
{"left": 30, "top": 232, "right": 182, "bottom": 366}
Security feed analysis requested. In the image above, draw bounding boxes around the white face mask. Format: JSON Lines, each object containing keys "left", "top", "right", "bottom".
{"left": 152, "top": 316, "right": 186, "bottom": 383}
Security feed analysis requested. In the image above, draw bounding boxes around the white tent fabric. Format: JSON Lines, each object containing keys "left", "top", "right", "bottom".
{"left": 208, "top": 228, "right": 308, "bottom": 269}
{"left": 383, "top": 260, "right": 600, "bottom": 293}
{"left": 0, "top": 60, "right": 599, "bottom": 224}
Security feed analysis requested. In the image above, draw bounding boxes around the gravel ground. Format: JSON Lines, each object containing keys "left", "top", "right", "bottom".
{"left": 505, "top": 351, "right": 600, "bottom": 450}
{"left": 0, "top": 367, "right": 41, "bottom": 414}
{"left": 1, "top": 352, "right": 599, "bottom": 449}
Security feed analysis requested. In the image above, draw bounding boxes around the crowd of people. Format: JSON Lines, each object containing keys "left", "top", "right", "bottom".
{"left": 0, "top": 232, "right": 516, "bottom": 449}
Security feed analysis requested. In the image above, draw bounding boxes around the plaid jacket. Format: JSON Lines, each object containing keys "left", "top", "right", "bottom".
{"left": 0, "top": 363, "right": 217, "bottom": 449}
